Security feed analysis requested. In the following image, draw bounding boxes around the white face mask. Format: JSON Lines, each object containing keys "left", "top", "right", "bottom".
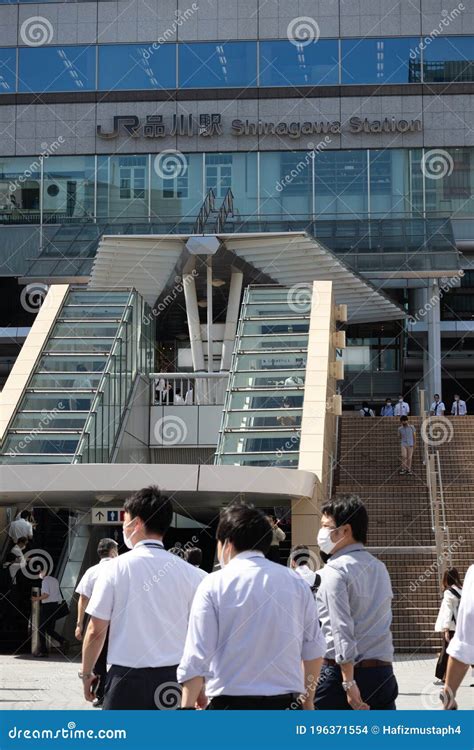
{"left": 122, "top": 519, "right": 137, "bottom": 550}
{"left": 218, "top": 540, "right": 229, "bottom": 568}
{"left": 399, "top": 398, "right": 403, "bottom": 402}
{"left": 317, "top": 527, "right": 337, "bottom": 555}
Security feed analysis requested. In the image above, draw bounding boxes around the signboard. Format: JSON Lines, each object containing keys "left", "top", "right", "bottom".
{"left": 92, "top": 508, "right": 125, "bottom": 525}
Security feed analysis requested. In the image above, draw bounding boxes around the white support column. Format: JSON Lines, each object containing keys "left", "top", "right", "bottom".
{"left": 220, "top": 270, "right": 243, "bottom": 372}
{"left": 183, "top": 272, "right": 205, "bottom": 372}
{"left": 427, "top": 280, "right": 442, "bottom": 400}
{"left": 206, "top": 255, "right": 213, "bottom": 373}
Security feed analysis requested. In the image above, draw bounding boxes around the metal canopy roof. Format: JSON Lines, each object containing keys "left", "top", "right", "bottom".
{"left": 89, "top": 231, "right": 406, "bottom": 323}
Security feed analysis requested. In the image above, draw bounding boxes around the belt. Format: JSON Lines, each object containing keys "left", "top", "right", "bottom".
{"left": 323, "top": 658, "right": 392, "bottom": 668}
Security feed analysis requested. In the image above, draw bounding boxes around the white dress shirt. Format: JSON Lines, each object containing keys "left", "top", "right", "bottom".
{"left": 394, "top": 401, "right": 410, "bottom": 416}
{"left": 451, "top": 399, "right": 467, "bottom": 416}
{"left": 435, "top": 586, "right": 462, "bottom": 632}
{"left": 75, "top": 557, "right": 114, "bottom": 599}
{"left": 177, "top": 551, "right": 326, "bottom": 697}
{"left": 447, "top": 565, "right": 474, "bottom": 665}
{"left": 41, "top": 575, "right": 61, "bottom": 604}
{"left": 430, "top": 400, "right": 446, "bottom": 415}
{"left": 8, "top": 518, "right": 33, "bottom": 542}
{"left": 86, "top": 539, "right": 203, "bottom": 669}
{"left": 293, "top": 564, "right": 317, "bottom": 588}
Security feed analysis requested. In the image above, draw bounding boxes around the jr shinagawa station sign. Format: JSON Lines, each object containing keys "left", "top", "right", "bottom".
{"left": 96, "top": 114, "right": 422, "bottom": 140}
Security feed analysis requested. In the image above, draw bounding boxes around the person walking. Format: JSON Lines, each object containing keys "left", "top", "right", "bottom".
{"left": 184, "top": 547, "right": 207, "bottom": 580}
{"left": 178, "top": 503, "right": 326, "bottom": 710}
{"left": 80, "top": 486, "right": 203, "bottom": 710}
{"left": 315, "top": 494, "right": 398, "bottom": 710}
{"left": 451, "top": 394, "right": 467, "bottom": 416}
{"left": 266, "top": 515, "right": 286, "bottom": 563}
{"left": 442, "top": 564, "right": 474, "bottom": 709}
{"left": 381, "top": 398, "right": 395, "bottom": 417}
{"left": 289, "top": 544, "right": 320, "bottom": 593}
{"left": 430, "top": 394, "right": 445, "bottom": 416}
{"left": 32, "top": 569, "right": 69, "bottom": 657}
{"left": 75, "top": 538, "right": 118, "bottom": 707}
{"left": 398, "top": 415, "right": 416, "bottom": 475}
{"left": 394, "top": 395, "right": 410, "bottom": 417}
{"left": 434, "top": 568, "right": 463, "bottom": 685}
{"left": 359, "top": 401, "right": 375, "bottom": 417}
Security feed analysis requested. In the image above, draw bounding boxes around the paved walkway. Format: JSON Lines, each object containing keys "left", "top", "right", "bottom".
{"left": 0, "top": 652, "right": 471, "bottom": 710}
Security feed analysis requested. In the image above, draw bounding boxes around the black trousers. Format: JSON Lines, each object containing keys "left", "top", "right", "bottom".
{"left": 435, "top": 632, "right": 455, "bottom": 681}
{"left": 208, "top": 693, "right": 301, "bottom": 710}
{"left": 38, "top": 603, "right": 67, "bottom": 653}
{"left": 315, "top": 664, "right": 398, "bottom": 710}
{"left": 82, "top": 615, "right": 108, "bottom": 700}
{"left": 103, "top": 664, "right": 180, "bottom": 710}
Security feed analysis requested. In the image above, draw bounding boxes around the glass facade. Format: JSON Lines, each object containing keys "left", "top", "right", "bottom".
{"left": 0, "top": 148, "right": 472, "bottom": 225}
{"left": 1, "top": 36, "right": 473, "bottom": 93}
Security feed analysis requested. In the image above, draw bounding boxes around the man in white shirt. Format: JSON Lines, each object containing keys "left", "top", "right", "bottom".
{"left": 393, "top": 395, "right": 410, "bottom": 417}
{"left": 31, "top": 570, "right": 69, "bottom": 657}
{"left": 430, "top": 394, "right": 446, "bottom": 416}
{"left": 289, "top": 544, "right": 319, "bottom": 591}
{"left": 8, "top": 510, "right": 34, "bottom": 544}
{"left": 75, "top": 538, "right": 118, "bottom": 706}
{"left": 81, "top": 486, "right": 203, "bottom": 710}
{"left": 443, "top": 564, "right": 474, "bottom": 709}
{"left": 451, "top": 394, "right": 467, "bottom": 416}
{"left": 178, "top": 503, "right": 326, "bottom": 710}
{"left": 184, "top": 547, "right": 208, "bottom": 580}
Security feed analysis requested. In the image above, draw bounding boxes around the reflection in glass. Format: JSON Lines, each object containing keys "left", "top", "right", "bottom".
{"left": 260, "top": 39, "right": 339, "bottom": 86}
{"left": 98, "top": 44, "right": 176, "bottom": 90}
{"left": 341, "top": 37, "right": 420, "bottom": 84}
{"left": 179, "top": 41, "right": 257, "bottom": 88}
{"left": 423, "top": 37, "right": 474, "bottom": 82}
{"left": 18, "top": 46, "right": 96, "bottom": 92}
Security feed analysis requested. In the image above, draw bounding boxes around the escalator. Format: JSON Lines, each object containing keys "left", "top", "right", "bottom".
{"left": 0, "top": 286, "right": 153, "bottom": 464}
{"left": 215, "top": 286, "right": 311, "bottom": 468}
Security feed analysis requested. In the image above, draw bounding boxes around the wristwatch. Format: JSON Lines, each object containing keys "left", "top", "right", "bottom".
{"left": 342, "top": 679, "right": 357, "bottom": 692}
{"left": 78, "top": 671, "right": 95, "bottom": 680}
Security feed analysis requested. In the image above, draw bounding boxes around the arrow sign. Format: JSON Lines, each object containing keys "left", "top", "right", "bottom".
{"left": 92, "top": 507, "right": 123, "bottom": 525}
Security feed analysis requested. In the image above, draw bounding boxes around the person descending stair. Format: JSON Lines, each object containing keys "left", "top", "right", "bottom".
{"left": 398, "top": 415, "right": 416, "bottom": 475}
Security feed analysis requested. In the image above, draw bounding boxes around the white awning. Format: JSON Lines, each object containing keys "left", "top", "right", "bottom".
{"left": 89, "top": 231, "right": 405, "bottom": 323}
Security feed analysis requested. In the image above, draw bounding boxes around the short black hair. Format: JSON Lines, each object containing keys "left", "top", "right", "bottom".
{"left": 20, "top": 510, "right": 30, "bottom": 519}
{"left": 123, "top": 485, "right": 173, "bottom": 536}
{"left": 216, "top": 503, "right": 272, "bottom": 554}
{"left": 400, "top": 415, "right": 408, "bottom": 423}
{"left": 16, "top": 536, "right": 28, "bottom": 546}
{"left": 434, "top": 393, "right": 440, "bottom": 398}
{"left": 362, "top": 401, "right": 369, "bottom": 407}
{"left": 97, "top": 538, "right": 118, "bottom": 559}
{"left": 290, "top": 544, "right": 311, "bottom": 567}
{"left": 321, "top": 494, "right": 368, "bottom": 545}
{"left": 385, "top": 397, "right": 391, "bottom": 402}
{"left": 185, "top": 547, "right": 202, "bottom": 567}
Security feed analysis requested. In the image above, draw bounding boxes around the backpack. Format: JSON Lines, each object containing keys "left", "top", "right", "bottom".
{"left": 363, "top": 407, "right": 371, "bottom": 417}
{"left": 448, "top": 587, "right": 461, "bottom": 624}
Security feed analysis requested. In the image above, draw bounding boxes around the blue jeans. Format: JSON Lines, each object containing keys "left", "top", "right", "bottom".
{"left": 315, "top": 664, "right": 398, "bottom": 710}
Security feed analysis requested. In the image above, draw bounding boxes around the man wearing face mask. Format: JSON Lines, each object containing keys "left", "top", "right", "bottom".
{"left": 393, "top": 395, "right": 410, "bottom": 417}
{"left": 178, "top": 503, "right": 326, "bottom": 710}
{"left": 315, "top": 494, "right": 398, "bottom": 711}
{"left": 80, "top": 486, "right": 203, "bottom": 710}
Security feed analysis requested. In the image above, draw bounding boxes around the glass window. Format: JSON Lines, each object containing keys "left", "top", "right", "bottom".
{"left": 151, "top": 152, "right": 202, "bottom": 220}
{"left": 98, "top": 44, "right": 176, "bottom": 90}
{"left": 422, "top": 36, "right": 474, "bottom": 82}
{"left": 18, "top": 46, "right": 96, "bottom": 92}
{"left": 370, "top": 149, "right": 423, "bottom": 217}
{"left": 260, "top": 151, "right": 312, "bottom": 218}
{"left": 97, "top": 155, "right": 149, "bottom": 220}
{"left": 315, "top": 150, "right": 368, "bottom": 218}
{"left": 423, "top": 147, "right": 474, "bottom": 217}
{"left": 341, "top": 37, "right": 420, "bottom": 84}
{"left": 179, "top": 41, "right": 257, "bottom": 88}
{"left": 0, "top": 48, "right": 16, "bottom": 93}
{"left": 260, "top": 40, "right": 339, "bottom": 86}
{"left": 43, "top": 156, "right": 95, "bottom": 222}
{"left": 205, "top": 152, "right": 257, "bottom": 215}
{"left": 0, "top": 157, "right": 41, "bottom": 223}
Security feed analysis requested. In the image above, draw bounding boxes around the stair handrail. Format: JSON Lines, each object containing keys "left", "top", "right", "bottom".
{"left": 215, "top": 189, "right": 234, "bottom": 233}
{"left": 192, "top": 188, "right": 216, "bottom": 234}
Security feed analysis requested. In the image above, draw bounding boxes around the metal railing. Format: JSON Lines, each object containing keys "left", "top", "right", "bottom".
{"left": 192, "top": 188, "right": 216, "bottom": 234}
{"left": 215, "top": 189, "right": 234, "bottom": 233}
{"left": 419, "top": 388, "right": 451, "bottom": 579}
{"left": 151, "top": 372, "right": 228, "bottom": 406}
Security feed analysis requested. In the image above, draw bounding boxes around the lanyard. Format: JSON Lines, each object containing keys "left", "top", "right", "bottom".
{"left": 138, "top": 542, "right": 164, "bottom": 550}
